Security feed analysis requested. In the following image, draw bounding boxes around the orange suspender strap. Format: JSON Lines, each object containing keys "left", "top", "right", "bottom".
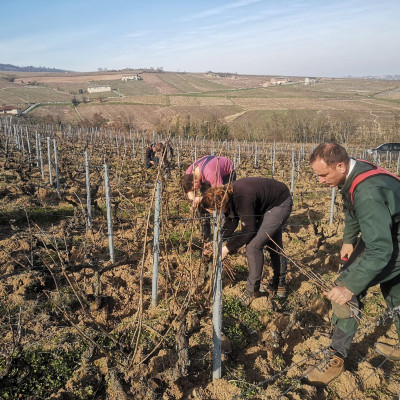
{"left": 350, "top": 160, "right": 400, "bottom": 204}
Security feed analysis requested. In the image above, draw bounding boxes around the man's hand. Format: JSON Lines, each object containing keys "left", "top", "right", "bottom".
{"left": 324, "top": 286, "right": 354, "bottom": 305}
{"left": 340, "top": 243, "right": 354, "bottom": 259}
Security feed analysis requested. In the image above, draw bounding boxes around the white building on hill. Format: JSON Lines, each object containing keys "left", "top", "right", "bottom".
{"left": 121, "top": 75, "right": 142, "bottom": 81}
{"left": 305, "top": 77, "right": 317, "bottom": 85}
{"left": 271, "top": 77, "right": 289, "bottom": 85}
{"left": 87, "top": 86, "right": 111, "bottom": 93}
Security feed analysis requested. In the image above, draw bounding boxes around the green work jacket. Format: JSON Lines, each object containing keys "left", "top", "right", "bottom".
{"left": 338, "top": 159, "right": 400, "bottom": 295}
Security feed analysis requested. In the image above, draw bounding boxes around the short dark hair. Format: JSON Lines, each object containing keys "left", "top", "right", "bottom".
{"left": 310, "top": 142, "right": 350, "bottom": 166}
{"left": 155, "top": 142, "right": 164, "bottom": 152}
{"left": 181, "top": 174, "right": 194, "bottom": 193}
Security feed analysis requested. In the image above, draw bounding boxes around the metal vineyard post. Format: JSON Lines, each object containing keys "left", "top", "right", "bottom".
{"left": 104, "top": 163, "right": 115, "bottom": 264}
{"left": 212, "top": 211, "right": 223, "bottom": 380}
{"left": 38, "top": 133, "right": 45, "bottom": 180}
{"left": 53, "top": 139, "right": 61, "bottom": 198}
{"left": 330, "top": 187, "right": 336, "bottom": 225}
{"left": 152, "top": 180, "right": 162, "bottom": 307}
{"left": 47, "top": 137, "right": 53, "bottom": 186}
{"left": 85, "top": 151, "right": 92, "bottom": 228}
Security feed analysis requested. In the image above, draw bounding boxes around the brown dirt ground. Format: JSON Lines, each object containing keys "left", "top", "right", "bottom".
{"left": 0, "top": 132, "right": 399, "bottom": 399}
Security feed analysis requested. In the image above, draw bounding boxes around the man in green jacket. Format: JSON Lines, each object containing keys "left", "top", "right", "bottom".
{"left": 304, "top": 142, "right": 400, "bottom": 386}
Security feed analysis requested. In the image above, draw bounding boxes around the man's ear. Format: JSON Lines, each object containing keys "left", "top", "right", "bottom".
{"left": 336, "top": 162, "right": 346, "bottom": 173}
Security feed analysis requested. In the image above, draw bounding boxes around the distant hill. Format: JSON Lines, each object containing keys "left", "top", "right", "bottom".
{"left": 0, "top": 63, "right": 70, "bottom": 73}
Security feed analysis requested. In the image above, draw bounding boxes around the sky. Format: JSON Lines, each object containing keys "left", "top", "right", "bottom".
{"left": 1, "top": 0, "right": 399, "bottom": 77}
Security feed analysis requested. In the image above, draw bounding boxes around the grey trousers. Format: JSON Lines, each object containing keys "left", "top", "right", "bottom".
{"left": 246, "top": 196, "right": 292, "bottom": 293}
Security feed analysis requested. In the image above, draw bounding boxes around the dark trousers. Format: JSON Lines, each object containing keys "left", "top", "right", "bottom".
{"left": 245, "top": 196, "right": 292, "bottom": 293}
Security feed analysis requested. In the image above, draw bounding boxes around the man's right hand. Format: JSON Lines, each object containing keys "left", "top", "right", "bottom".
{"left": 340, "top": 243, "right": 354, "bottom": 259}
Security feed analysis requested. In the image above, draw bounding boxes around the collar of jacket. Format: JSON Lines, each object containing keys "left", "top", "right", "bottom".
{"left": 339, "top": 159, "right": 375, "bottom": 195}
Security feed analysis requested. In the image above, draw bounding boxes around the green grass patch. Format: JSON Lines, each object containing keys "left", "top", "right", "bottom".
{"left": 223, "top": 294, "right": 264, "bottom": 350}
{"left": 0, "top": 343, "right": 86, "bottom": 399}
{"left": 225, "top": 364, "right": 260, "bottom": 398}
{"left": 169, "top": 229, "right": 192, "bottom": 246}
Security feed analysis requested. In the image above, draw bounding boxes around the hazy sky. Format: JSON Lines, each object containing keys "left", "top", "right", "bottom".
{"left": 1, "top": 0, "right": 399, "bottom": 77}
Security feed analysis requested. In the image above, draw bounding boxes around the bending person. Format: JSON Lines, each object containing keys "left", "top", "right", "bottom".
{"left": 200, "top": 177, "right": 292, "bottom": 303}
{"left": 181, "top": 155, "right": 236, "bottom": 237}
{"left": 153, "top": 142, "right": 171, "bottom": 178}
{"left": 181, "top": 155, "right": 236, "bottom": 207}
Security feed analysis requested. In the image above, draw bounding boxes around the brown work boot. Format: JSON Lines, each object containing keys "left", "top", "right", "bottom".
{"left": 375, "top": 342, "right": 400, "bottom": 360}
{"left": 303, "top": 351, "right": 344, "bottom": 386}
{"left": 276, "top": 284, "right": 287, "bottom": 299}
{"left": 238, "top": 290, "right": 260, "bottom": 307}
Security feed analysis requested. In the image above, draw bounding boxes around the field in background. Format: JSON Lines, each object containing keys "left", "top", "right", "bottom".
{"left": 1, "top": 70, "right": 400, "bottom": 143}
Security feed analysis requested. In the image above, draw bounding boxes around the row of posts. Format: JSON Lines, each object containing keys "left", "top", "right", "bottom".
{"left": 3, "top": 120, "right": 400, "bottom": 380}
{"left": 5, "top": 124, "right": 395, "bottom": 239}
{"left": 3, "top": 121, "right": 400, "bottom": 187}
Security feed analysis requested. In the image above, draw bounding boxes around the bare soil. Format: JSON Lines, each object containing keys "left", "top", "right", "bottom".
{"left": 0, "top": 129, "right": 399, "bottom": 399}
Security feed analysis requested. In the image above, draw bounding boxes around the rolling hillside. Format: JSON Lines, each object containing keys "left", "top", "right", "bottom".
{"left": 1, "top": 70, "right": 400, "bottom": 142}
